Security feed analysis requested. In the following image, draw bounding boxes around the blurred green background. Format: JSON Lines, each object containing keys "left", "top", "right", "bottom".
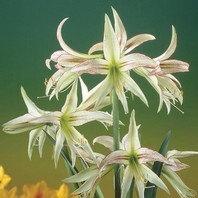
{"left": 0, "top": 0, "right": 197, "bottom": 197}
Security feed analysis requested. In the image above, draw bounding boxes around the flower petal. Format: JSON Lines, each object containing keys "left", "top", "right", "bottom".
{"left": 159, "top": 60, "right": 189, "bottom": 74}
{"left": 45, "top": 69, "right": 65, "bottom": 97}
{"left": 79, "top": 77, "right": 88, "bottom": 101}
{"left": 122, "top": 73, "right": 148, "bottom": 107}
{"left": 126, "top": 110, "right": 141, "bottom": 151}
{"left": 63, "top": 166, "right": 98, "bottom": 183}
{"left": 88, "top": 42, "right": 103, "bottom": 55}
{"left": 57, "top": 18, "right": 101, "bottom": 59}
{"left": 124, "top": 34, "right": 155, "bottom": 55}
{"left": 70, "top": 59, "right": 108, "bottom": 75}
{"left": 28, "top": 128, "right": 43, "bottom": 159}
{"left": 21, "top": 87, "right": 44, "bottom": 116}
{"left": 120, "top": 53, "right": 156, "bottom": 72}
{"left": 54, "top": 128, "right": 65, "bottom": 167}
{"left": 55, "top": 71, "right": 77, "bottom": 99}
{"left": 162, "top": 166, "right": 196, "bottom": 197}
{"left": 121, "top": 165, "right": 133, "bottom": 198}
{"left": 78, "top": 76, "right": 113, "bottom": 111}
{"left": 142, "top": 165, "right": 169, "bottom": 194}
{"left": 69, "top": 111, "right": 112, "bottom": 126}
{"left": 2, "top": 114, "right": 44, "bottom": 134}
{"left": 154, "top": 26, "right": 177, "bottom": 61}
{"left": 166, "top": 150, "right": 198, "bottom": 159}
{"left": 93, "top": 136, "right": 114, "bottom": 151}
{"left": 61, "top": 79, "right": 78, "bottom": 113}
{"left": 112, "top": 7, "right": 127, "bottom": 53}
{"left": 115, "top": 81, "right": 129, "bottom": 114}
{"left": 103, "top": 14, "right": 120, "bottom": 63}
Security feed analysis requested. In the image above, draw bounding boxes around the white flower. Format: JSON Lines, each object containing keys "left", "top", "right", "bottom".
{"left": 74, "top": 8, "right": 157, "bottom": 114}
{"left": 94, "top": 110, "right": 170, "bottom": 198}
{"left": 161, "top": 150, "right": 198, "bottom": 198}
{"left": 3, "top": 81, "right": 112, "bottom": 167}
{"left": 134, "top": 26, "right": 189, "bottom": 113}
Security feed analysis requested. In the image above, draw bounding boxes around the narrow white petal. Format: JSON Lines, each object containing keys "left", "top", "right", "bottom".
{"left": 38, "top": 131, "right": 47, "bottom": 158}
{"left": 45, "top": 69, "right": 65, "bottom": 96}
{"left": 54, "top": 129, "right": 65, "bottom": 168}
{"left": 63, "top": 166, "right": 98, "bottom": 183}
{"left": 115, "top": 82, "right": 129, "bottom": 114}
{"left": 127, "top": 110, "right": 141, "bottom": 151}
{"left": 166, "top": 150, "right": 198, "bottom": 159}
{"left": 103, "top": 14, "right": 120, "bottom": 63}
{"left": 28, "top": 128, "right": 43, "bottom": 159}
{"left": 70, "top": 59, "right": 108, "bottom": 75}
{"left": 3, "top": 114, "right": 44, "bottom": 134}
{"left": 159, "top": 60, "right": 189, "bottom": 74}
{"left": 120, "top": 53, "right": 156, "bottom": 72}
{"left": 88, "top": 42, "right": 103, "bottom": 55}
{"left": 100, "top": 150, "right": 129, "bottom": 171}
{"left": 122, "top": 73, "right": 148, "bottom": 107}
{"left": 57, "top": 18, "right": 101, "bottom": 59}
{"left": 112, "top": 7, "right": 127, "bottom": 53}
{"left": 154, "top": 26, "right": 177, "bottom": 61}
{"left": 136, "top": 179, "right": 145, "bottom": 198}
{"left": 21, "top": 87, "right": 44, "bottom": 116}
{"left": 93, "top": 136, "right": 114, "bottom": 151}
{"left": 79, "top": 77, "right": 89, "bottom": 101}
{"left": 124, "top": 34, "right": 155, "bottom": 55}
{"left": 143, "top": 165, "right": 169, "bottom": 194}
{"left": 55, "top": 71, "right": 77, "bottom": 98}
{"left": 61, "top": 79, "right": 78, "bottom": 113}
{"left": 78, "top": 76, "right": 113, "bottom": 111}
{"left": 121, "top": 166, "right": 133, "bottom": 198}
{"left": 162, "top": 166, "right": 196, "bottom": 197}
{"left": 69, "top": 111, "right": 112, "bottom": 126}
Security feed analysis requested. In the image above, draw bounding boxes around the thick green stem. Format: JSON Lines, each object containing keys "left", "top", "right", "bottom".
{"left": 112, "top": 89, "right": 121, "bottom": 198}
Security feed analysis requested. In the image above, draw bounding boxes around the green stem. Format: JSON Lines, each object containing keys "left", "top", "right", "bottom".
{"left": 112, "top": 89, "right": 121, "bottom": 198}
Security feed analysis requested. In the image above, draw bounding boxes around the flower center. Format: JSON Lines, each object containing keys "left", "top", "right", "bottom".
{"left": 129, "top": 153, "right": 139, "bottom": 166}
{"left": 109, "top": 63, "right": 121, "bottom": 83}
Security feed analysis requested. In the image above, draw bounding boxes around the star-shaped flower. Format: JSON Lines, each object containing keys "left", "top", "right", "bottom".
{"left": 94, "top": 110, "right": 170, "bottom": 198}
{"left": 3, "top": 80, "right": 112, "bottom": 167}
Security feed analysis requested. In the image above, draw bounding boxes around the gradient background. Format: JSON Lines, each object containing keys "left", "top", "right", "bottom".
{"left": 0, "top": 0, "right": 197, "bottom": 197}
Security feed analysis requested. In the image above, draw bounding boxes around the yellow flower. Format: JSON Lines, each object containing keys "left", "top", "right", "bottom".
{"left": 20, "top": 181, "right": 56, "bottom": 198}
{"left": 0, "top": 166, "right": 11, "bottom": 190}
{"left": 56, "top": 184, "right": 78, "bottom": 198}
{"left": 0, "top": 187, "right": 18, "bottom": 198}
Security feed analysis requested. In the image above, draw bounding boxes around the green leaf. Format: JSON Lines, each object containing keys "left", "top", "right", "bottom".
{"left": 144, "top": 131, "right": 171, "bottom": 198}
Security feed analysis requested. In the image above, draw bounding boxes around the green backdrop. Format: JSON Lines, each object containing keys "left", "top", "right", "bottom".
{"left": 0, "top": 0, "right": 197, "bottom": 197}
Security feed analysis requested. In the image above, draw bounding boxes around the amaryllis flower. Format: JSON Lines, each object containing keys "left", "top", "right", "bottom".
{"left": 94, "top": 110, "right": 170, "bottom": 198}
{"left": 71, "top": 9, "right": 156, "bottom": 113}
{"left": 3, "top": 81, "right": 112, "bottom": 167}
{"left": 161, "top": 150, "right": 198, "bottom": 198}
{"left": 45, "top": 18, "right": 102, "bottom": 98}
{"left": 73, "top": 8, "right": 157, "bottom": 114}
{"left": 134, "top": 26, "right": 189, "bottom": 113}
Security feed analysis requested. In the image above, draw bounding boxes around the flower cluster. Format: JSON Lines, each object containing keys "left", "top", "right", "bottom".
{"left": 2, "top": 7, "right": 197, "bottom": 198}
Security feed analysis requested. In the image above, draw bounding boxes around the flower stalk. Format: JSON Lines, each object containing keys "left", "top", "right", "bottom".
{"left": 112, "top": 89, "right": 121, "bottom": 198}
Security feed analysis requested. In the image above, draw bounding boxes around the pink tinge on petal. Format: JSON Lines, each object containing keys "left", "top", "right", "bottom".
{"left": 50, "top": 50, "right": 68, "bottom": 62}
